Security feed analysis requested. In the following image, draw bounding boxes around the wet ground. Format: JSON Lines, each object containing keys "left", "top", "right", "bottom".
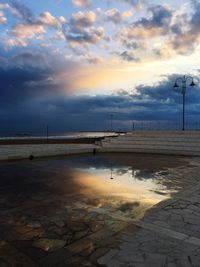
{"left": 0, "top": 153, "right": 200, "bottom": 267}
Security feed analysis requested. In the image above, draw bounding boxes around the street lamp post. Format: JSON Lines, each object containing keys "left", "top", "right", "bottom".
{"left": 173, "top": 75, "right": 196, "bottom": 131}
{"left": 110, "top": 114, "right": 113, "bottom": 132}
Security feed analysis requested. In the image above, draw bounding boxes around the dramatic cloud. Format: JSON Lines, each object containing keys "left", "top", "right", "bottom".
{"left": 0, "top": 52, "right": 77, "bottom": 106}
{"left": 0, "top": 0, "right": 200, "bottom": 133}
{"left": 0, "top": 50, "right": 199, "bottom": 133}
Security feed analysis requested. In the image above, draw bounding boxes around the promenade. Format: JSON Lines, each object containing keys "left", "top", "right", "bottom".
{"left": 0, "top": 154, "right": 200, "bottom": 266}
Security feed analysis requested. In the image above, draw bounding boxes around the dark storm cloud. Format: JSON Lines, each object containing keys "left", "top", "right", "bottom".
{"left": 12, "top": 52, "right": 48, "bottom": 69}
{"left": 0, "top": 57, "right": 199, "bottom": 133}
{"left": 0, "top": 62, "right": 57, "bottom": 106}
{"left": 0, "top": 51, "right": 76, "bottom": 109}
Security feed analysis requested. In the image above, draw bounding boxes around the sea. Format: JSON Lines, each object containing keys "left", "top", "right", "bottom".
{"left": 0, "top": 132, "right": 121, "bottom": 141}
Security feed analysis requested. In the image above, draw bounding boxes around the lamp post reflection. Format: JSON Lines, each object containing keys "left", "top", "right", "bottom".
{"left": 110, "top": 167, "right": 114, "bottom": 180}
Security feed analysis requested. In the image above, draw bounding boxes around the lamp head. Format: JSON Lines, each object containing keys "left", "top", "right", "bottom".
{"left": 173, "top": 82, "right": 179, "bottom": 88}
{"left": 190, "top": 80, "right": 196, "bottom": 87}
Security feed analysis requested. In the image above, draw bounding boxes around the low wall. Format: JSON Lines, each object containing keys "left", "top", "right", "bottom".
{"left": 2, "top": 131, "right": 200, "bottom": 161}
{"left": 0, "top": 144, "right": 97, "bottom": 161}
{"left": 99, "top": 131, "right": 200, "bottom": 156}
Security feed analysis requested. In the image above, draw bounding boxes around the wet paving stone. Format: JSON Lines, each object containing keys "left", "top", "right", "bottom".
{"left": 1, "top": 154, "right": 200, "bottom": 266}
{"left": 33, "top": 238, "right": 66, "bottom": 252}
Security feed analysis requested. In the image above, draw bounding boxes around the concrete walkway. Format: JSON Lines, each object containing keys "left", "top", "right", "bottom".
{"left": 98, "top": 180, "right": 200, "bottom": 266}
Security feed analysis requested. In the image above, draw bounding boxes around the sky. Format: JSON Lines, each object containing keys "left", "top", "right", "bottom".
{"left": 0, "top": 0, "right": 200, "bottom": 133}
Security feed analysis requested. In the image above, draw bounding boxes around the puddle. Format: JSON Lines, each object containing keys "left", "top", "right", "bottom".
{"left": 0, "top": 153, "right": 199, "bottom": 265}
{"left": 0, "top": 153, "right": 190, "bottom": 220}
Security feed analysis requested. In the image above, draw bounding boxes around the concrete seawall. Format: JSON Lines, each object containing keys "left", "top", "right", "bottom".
{"left": 100, "top": 131, "right": 200, "bottom": 156}
{"left": 2, "top": 131, "right": 200, "bottom": 161}
{"left": 0, "top": 144, "right": 97, "bottom": 161}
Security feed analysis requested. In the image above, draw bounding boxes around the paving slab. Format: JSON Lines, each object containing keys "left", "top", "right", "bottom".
{"left": 1, "top": 154, "right": 200, "bottom": 266}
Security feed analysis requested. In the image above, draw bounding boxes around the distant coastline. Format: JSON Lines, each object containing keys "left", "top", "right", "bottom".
{"left": 0, "top": 132, "right": 121, "bottom": 145}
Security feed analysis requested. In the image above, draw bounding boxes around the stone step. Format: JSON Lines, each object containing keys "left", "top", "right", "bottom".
{"left": 100, "top": 147, "right": 200, "bottom": 156}
{"left": 101, "top": 132, "right": 200, "bottom": 156}
{"left": 125, "top": 131, "right": 200, "bottom": 136}
{"left": 104, "top": 136, "right": 200, "bottom": 142}
{"left": 101, "top": 143, "right": 200, "bottom": 151}
{"left": 101, "top": 140, "right": 200, "bottom": 147}
{"left": 124, "top": 134, "right": 200, "bottom": 138}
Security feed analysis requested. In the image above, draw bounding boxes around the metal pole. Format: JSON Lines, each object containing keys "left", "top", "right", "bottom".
{"left": 182, "top": 78, "right": 186, "bottom": 131}
{"left": 110, "top": 114, "right": 113, "bottom": 132}
{"left": 182, "top": 92, "right": 185, "bottom": 131}
{"left": 47, "top": 124, "right": 49, "bottom": 142}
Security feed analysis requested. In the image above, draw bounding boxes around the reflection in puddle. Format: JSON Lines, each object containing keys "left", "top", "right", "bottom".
{"left": 0, "top": 153, "right": 196, "bottom": 265}
{"left": 71, "top": 166, "right": 176, "bottom": 219}
{"left": 0, "top": 153, "right": 187, "bottom": 221}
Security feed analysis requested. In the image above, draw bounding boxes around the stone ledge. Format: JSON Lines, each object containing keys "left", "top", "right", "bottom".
{"left": 0, "top": 144, "right": 97, "bottom": 161}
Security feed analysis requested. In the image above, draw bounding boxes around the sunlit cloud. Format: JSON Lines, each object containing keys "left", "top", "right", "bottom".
{"left": 72, "top": 0, "right": 91, "bottom": 7}
{"left": 12, "top": 24, "right": 45, "bottom": 40}
{"left": 0, "top": 11, "right": 7, "bottom": 24}
{"left": 39, "top": 11, "right": 60, "bottom": 27}
{"left": 0, "top": 3, "right": 10, "bottom": 9}
{"left": 120, "top": 5, "right": 173, "bottom": 40}
{"left": 70, "top": 10, "right": 96, "bottom": 31}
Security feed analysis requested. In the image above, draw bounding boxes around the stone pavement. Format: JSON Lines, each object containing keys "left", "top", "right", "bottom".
{"left": 98, "top": 182, "right": 200, "bottom": 267}
{"left": 1, "top": 155, "right": 200, "bottom": 267}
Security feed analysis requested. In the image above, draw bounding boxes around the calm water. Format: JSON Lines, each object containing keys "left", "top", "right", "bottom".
{"left": 0, "top": 153, "right": 190, "bottom": 220}
{"left": 0, "top": 131, "right": 118, "bottom": 140}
